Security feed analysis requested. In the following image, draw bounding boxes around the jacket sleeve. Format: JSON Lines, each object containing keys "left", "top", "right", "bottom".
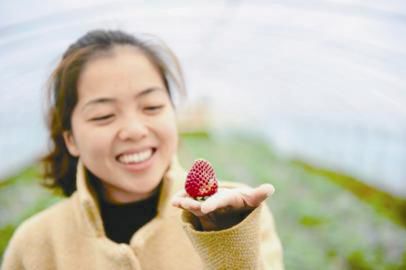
{"left": 258, "top": 203, "right": 284, "bottom": 270}
{"left": 1, "top": 227, "right": 26, "bottom": 270}
{"left": 181, "top": 203, "right": 284, "bottom": 270}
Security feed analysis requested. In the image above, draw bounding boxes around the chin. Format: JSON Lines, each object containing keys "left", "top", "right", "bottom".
{"left": 127, "top": 179, "right": 162, "bottom": 195}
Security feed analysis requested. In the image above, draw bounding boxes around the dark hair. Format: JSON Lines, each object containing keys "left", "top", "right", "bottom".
{"left": 41, "top": 29, "right": 186, "bottom": 196}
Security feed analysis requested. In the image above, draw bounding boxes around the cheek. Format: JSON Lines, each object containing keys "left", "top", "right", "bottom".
{"left": 167, "top": 125, "right": 178, "bottom": 152}
{"left": 158, "top": 116, "right": 178, "bottom": 152}
{"left": 74, "top": 124, "right": 113, "bottom": 157}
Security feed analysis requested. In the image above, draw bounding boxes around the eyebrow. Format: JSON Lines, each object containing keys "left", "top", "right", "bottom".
{"left": 82, "top": 87, "right": 164, "bottom": 111}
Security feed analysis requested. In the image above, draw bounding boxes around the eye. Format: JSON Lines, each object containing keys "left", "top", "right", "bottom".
{"left": 90, "top": 114, "right": 114, "bottom": 121}
{"left": 144, "top": 105, "right": 165, "bottom": 112}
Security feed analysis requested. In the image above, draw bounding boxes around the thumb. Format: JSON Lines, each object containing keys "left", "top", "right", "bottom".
{"left": 243, "top": 184, "right": 275, "bottom": 207}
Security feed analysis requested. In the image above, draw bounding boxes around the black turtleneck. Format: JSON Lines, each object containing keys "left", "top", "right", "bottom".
{"left": 98, "top": 190, "right": 160, "bottom": 244}
{"left": 86, "top": 170, "right": 161, "bottom": 244}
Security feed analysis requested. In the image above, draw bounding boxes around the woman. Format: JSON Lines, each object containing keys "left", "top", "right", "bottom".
{"left": 2, "top": 29, "right": 283, "bottom": 269}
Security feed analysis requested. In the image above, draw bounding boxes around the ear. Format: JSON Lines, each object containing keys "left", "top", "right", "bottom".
{"left": 63, "top": 131, "right": 80, "bottom": 157}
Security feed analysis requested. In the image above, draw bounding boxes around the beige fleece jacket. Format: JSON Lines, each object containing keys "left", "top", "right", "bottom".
{"left": 2, "top": 157, "right": 283, "bottom": 270}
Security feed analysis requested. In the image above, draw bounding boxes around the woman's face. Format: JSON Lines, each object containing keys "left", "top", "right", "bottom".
{"left": 63, "top": 45, "right": 178, "bottom": 203}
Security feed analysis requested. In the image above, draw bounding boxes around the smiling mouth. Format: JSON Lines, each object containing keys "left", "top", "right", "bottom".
{"left": 116, "top": 148, "right": 156, "bottom": 164}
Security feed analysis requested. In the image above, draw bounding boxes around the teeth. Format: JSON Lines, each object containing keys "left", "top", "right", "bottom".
{"left": 118, "top": 149, "right": 153, "bottom": 164}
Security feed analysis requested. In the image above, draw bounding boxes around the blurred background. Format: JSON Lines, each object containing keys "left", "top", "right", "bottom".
{"left": 1, "top": 0, "right": 405, "bottom": 269}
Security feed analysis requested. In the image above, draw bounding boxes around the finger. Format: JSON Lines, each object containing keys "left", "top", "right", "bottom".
{"left": 172, "top": 199, "right": 204, "bottom": 217}
{"left": 201, "top": 190, "right": 242, "bottom": 214}
{"left": 178, "top": 197, "right": 204, "bottom": 216}
{"left": 241, "top": 184, "right": 275, "bottom": 207}
{"left": 260, "top": 183, "right": 275, "bottom": 195}
{"left": 171, "top": 196, "right": 183, "bottom": 207}
{"left": 170, "top": 189, "right": 193, "bottom": 207}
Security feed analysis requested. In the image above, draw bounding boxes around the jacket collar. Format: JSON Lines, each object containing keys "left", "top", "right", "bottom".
{"left": 75, "top": 156, "right": 186, "bottom": 237}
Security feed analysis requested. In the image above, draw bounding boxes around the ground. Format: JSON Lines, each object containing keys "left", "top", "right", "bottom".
{"left": 1, "top": 132, "right": 405, "bottom": 269}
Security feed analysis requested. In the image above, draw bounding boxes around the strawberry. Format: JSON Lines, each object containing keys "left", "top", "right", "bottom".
{"left": 185, "top": 159, "right": 218, "bottom": 200}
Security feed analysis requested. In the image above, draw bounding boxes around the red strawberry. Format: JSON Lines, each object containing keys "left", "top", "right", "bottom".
{"left": 185, "top": 159, "right": 218, "bottom": 200}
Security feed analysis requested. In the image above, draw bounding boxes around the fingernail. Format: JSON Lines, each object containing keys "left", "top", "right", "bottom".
{"left": 263, "top": 184, "right": 275, "bottom": 195}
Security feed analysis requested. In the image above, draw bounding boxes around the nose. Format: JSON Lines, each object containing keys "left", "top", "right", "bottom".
{"left": 117, "top": 118, "right": 149, "bottom": 141}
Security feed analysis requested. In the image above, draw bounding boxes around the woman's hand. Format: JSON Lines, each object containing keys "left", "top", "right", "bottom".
{"left": 171, "top": 184, "right": 275, "bottom": 231}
